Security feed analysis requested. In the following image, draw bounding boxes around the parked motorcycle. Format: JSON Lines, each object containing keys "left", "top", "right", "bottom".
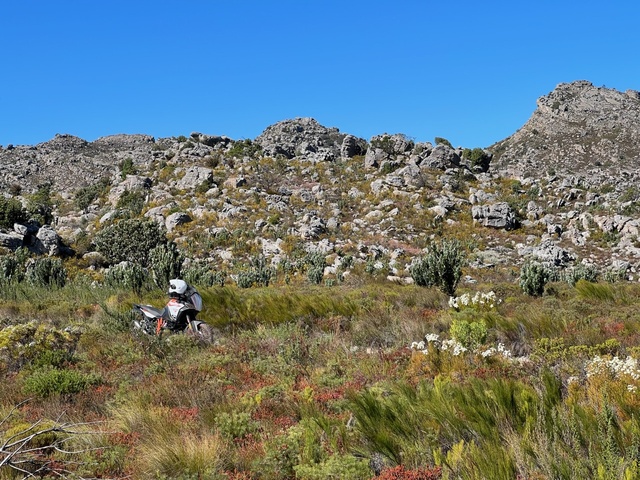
{"left": 132, "top": 279, "right": 214, "bottom": 343}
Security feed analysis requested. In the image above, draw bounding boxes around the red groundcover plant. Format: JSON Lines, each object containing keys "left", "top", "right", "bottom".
{"left": 374, "top": 465, "right": 442, "bottom": 480}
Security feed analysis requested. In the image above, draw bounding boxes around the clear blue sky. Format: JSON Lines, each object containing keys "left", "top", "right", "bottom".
{"left": 2, "top": 1, "right": 640, "bottom": 149}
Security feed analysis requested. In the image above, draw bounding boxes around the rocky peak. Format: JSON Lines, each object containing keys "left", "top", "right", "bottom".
{"left": 255, "top": 117, "right": 365, "bottom": 162}
{"left": 491, "top": 80, "right": 640, "bottom": 188}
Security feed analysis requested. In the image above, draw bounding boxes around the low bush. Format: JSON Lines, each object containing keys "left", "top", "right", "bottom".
{"left": 149, "top": 242, "right": 184, "bottom": 288}
{"left": 22, "top": 367, "right": 100, "bottom": 398}
{"left": 236, "top": 255, "right": 275, "bottom": 288}
{"left": 182, "top": 262, "right": 226, "bottom": 287}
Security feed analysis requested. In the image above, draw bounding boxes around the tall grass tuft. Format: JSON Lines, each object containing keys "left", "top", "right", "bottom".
{"left": 135, "top": 431, "right": 226, "bottom": 478}
{"left": 575, "top": 279, "right": 615, "bottom": 302}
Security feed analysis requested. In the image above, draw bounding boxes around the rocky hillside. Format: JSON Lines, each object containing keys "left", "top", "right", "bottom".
{"left": 2, "top": 80, "right": 640, "bottom": 284}
{"left": 491, "top": 80, "right": 640, "bottom": 185}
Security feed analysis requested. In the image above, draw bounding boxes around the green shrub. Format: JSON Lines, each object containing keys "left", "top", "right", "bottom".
{"left": 462, "top": 147, "right": 491, "bottom": 171}
{"left": 116, "top": 189, "right": 146, "bottom": 215}
{"left": 294, "top": 454, "right": 371, "bottom": 479}
{"left": 74, "top": 178, "right": 110, "bottom": 211}
{"left": 119, "top": 158, "right": 137, "bottom": 179}
{"left": 236, "top": 255, "right": 275, "bottom": 288}
{"left": 0, "top": 196, "right": 26, "bottom": 228}
{"left": 227, "top": 139, "right": 263, "bottom": 159}
{"left": 564, "top": 263, "right": 599, "bottom": 286}
{"left": 410, "top": 238, "right": 465, "bottom": 295}
{"left": 0, "top": 321, "right": 80, "bottom": 372}
{"left": 519, "top": 260, "right": 549, "bottom": 296}
{"left": 93, "top": 218, "right": 167, "bottom": 267}
{"left": 183, "top": 262, "right": 225, "bottom": 287}
{"left": 0, "top": 248, "right": 28, "bottom": 283}
{"left": 25, "top": 257, "right": 66, "bottom": 288}
{"left": 214, "top": 410, "right": 257, "bottom": 440}
{"left": 104, "top": 261, "right": 150, "bottom": 294}
{"left": 305, "top": 252, "right": 326, "bottom": 285}
{"left": 26, "top": 183, "right": 54, "bottom": 225}
{"left": 450, "top": 318, "right": 488, "bottom": 350}
{"left": 149, "top": 242, "right": 184, "bottom": 288}
{"left": 23, "top": 367, "right": 99, "bottom": 398}
{"left": 434, "top": 137, "right": 453, "bottom": 148}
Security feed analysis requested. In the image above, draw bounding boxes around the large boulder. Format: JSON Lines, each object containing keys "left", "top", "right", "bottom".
{"left": 340, "top": 135, "right": 367, "bottom": 158}
{"left": 472, "top": 202, "right": 519, "bottom": 230}
{"left": 418, "top": 144, "right": 461, "bottom": 170}
{"left": 0, "top": 231, "right": 24, "bottom": 250}
{"left": 32, "top": 225, "right": 63, "bottom": 256}
{"left": 364, "top": 134, "right": 414, "bottom": 169}
{"left": 175, "top": 166, "right": 213, "bottom": 190}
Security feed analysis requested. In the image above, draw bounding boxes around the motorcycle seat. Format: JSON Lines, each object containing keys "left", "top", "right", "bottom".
{"left": 139, "top": 304, "right": 165, "bottom": 317}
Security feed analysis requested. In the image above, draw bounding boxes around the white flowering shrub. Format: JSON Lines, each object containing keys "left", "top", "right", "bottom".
{"left": 448, "top": 291, "right": 502, "bottom": 311}
{"left": 410, "top": 333, "right": 513, "bottom": 360}
{"left": 586, "top": 355, "right": 640, "bottom": 381}
{"left": 583, "top": 355, "right": 640, "bottom": 395}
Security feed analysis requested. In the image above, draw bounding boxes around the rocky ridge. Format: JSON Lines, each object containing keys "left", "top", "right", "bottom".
{"left": 2, "top": 81, "right": 640, "bottom": 284}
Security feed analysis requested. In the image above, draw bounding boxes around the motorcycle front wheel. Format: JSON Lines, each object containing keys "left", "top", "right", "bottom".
{"left": 186, "top": 321, "right": 214, "bottom": 344}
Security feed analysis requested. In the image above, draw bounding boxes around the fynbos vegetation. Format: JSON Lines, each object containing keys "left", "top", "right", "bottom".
{"left": 4, "top": 81, "right": 640, "bottom": 477}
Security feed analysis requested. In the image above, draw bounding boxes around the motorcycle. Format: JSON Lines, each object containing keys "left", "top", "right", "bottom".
{"left": 132, "top": 296, "right": 214, "bottom": 343}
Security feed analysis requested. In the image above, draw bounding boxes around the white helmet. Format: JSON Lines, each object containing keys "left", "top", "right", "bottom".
{"left": 168, "top": 279, "right": 188, "bottom": 296}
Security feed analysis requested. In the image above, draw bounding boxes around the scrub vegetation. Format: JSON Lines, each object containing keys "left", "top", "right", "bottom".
{"left": 2, "top": 271, "right": 640, "bottom": 479}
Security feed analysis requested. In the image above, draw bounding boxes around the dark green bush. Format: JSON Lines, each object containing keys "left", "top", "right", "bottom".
{"left": 116, "top": 189, "right": 145, "bottom": 215}
{"left": 434, "top": 137, "right": 453, "bottom": 148}
{"left": 462, "top": 147, "right": 491, "bottom": 171}
{"left": 305, "top": 252, "right": 326, "bottom": 285}
{"left": 0, "top": 248, "right": 28, "bottom": 283}
{"left": 74, "top": 178, "right": 110, "bottom": 211}
{"left": 25, "top": 257, "right": 67, "bottom": 288}
{"left": 26, "top": 183, "right": 54, "bottom": 225}
{"left": 93, "top": 218, "right": 167, "bottom": 267}
{"left": 183, "top": 262, "right": 225, "bottom": 287}
{"left": 410, "top": 238, "right": 465, "bottom": 295}
{"left": 119, "top": 158, "right": 137, "bottom": 179}
{"left": 564, "top": 263, "right": 599, "bottom": 286}
{"left": 0, "top": 196, "right": 26, "bottom": 228}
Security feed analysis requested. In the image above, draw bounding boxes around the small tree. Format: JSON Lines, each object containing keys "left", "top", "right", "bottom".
{"left": 410, "top": 238, "right": 465, "bottom": 296}
{"left": 26, "top": 183, "right": 54, "bottom": 226}
{"left": 519, "top": 260, "right": 549, "bottom": 296}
